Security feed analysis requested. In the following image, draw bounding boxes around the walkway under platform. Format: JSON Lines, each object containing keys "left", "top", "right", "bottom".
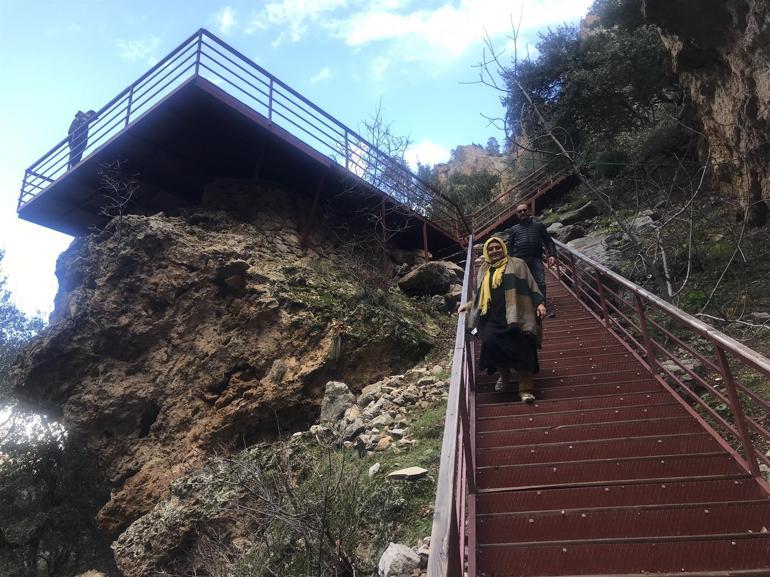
{"left": 472, "top": 277, "right": 770, "bottom": 576}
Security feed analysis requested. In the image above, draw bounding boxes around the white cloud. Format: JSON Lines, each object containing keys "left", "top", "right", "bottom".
{"left": 406, "top": 139, "right": 451, "bottom": 169}
{"left": 310, "top": 66, "right": 333, "bottom": 84}
{"left": 246, "top": 0, "right": 593, "bottom": 74}
{"left": 333, "top": 0, "right": 594, "bottom": 64}
{"left": 217, "top": 6, "right": 238, "bottom": 34}
{"left": 246, "top": 0, "right": 349, "bottom": 44}
{"left": 115, "top": 36, "right": 162, "bottom": 65}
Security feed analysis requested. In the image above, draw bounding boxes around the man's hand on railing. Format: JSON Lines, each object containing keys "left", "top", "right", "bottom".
{"left": 457, "top": 302, "right": 470, "bottom": 314}
{"left": 547, "top": 255, "right": 556, "bottom": 268}
{"left": 536, "top": 303, "right": 547, "bottom": 319}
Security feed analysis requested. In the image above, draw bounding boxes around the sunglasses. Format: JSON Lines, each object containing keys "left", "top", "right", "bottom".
{"left": 516, "top": 209, "right": 529, "bottom": 213}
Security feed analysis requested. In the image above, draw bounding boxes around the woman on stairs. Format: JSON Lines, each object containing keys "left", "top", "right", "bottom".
{"left": 459, "top": 236, "right": 546, "bottom": 403}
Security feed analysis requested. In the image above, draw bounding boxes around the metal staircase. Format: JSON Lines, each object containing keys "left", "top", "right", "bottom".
{"left": 429, "top": 238, "right": 770, "bottom": 577}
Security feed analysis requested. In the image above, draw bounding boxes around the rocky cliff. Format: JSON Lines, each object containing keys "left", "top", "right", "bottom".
{"left": 12, "top": 179, "right": 444, "bottom": 547}
{"left": 644, "top": 0, "right": 770, "bottom": 225}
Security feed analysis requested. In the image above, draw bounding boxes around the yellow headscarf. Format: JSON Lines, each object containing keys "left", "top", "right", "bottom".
{"left": 478, "top": 236, "right": 509, "bottom": 316}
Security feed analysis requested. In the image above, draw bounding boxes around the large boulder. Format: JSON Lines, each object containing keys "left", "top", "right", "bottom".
{"left": 567, "top": 232, "right": 626, "bottom": 272}
{"left": 378, "top": 543, "right": 421, "bottom": 577}
{"left": 560, "top": 201, "right": 601, "bottom": 225}
{"left": 397, "top": 262, "right": 455, "bottom": 296}
{"left": 548, "top": 222, "right": 585, "bottom": 243}
{"left": 319, "top": 381, "right": 355, "bottom": 423}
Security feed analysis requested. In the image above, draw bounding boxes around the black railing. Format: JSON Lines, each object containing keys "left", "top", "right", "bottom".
{"left": 19, "top": 29, "right": 467, "bottom": 237}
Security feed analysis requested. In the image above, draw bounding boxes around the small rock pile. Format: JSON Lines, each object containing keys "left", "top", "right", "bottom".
{"left": 312, "top": 364, "right": 449, "bottom": 454}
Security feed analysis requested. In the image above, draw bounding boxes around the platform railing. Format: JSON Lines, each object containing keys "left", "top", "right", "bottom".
{"left": 427, "top": 236, "right": 476, "bottom": 577}
{"left": 553, "top": 239, "right": 770, "bottom": 480}
{"left": 19, "top": 29, "right": 467, "bottom": 237}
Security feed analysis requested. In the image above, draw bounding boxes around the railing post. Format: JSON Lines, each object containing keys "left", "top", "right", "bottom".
{"left": 570, "top": 253, "right": 581, "bottom": 298}
{"left": 344, "top": 131, "right": 350, "bottom": 171}
{"left": 634, "top": 293, "right": 658, "bottom": 373}
{"left": 268, "top": 78, "right": 274, "bottom": 122}
{"left": 714, "top": 345, "right": 762, "bottom": 478}
{"left": 594, "top": 268, "right": 610, "bottom": 328}
{"left": 194, "top": 31, "right": 202, "bottom": 76}
{"left": 125, "top": 87, "right": 134, "bottom": 127}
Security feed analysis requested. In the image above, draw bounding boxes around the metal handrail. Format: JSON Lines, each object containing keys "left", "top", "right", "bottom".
{"left": 470, "top": 163, "right": 574, "bottom": 238}
{"left": 553, "top": 239, "right": 770, "bottom": 478}
{"left": 18, "top": 29, "right": 469, "bottom": 237}
{"left": 427, "top": 236, "right": 476, "bottom": 577}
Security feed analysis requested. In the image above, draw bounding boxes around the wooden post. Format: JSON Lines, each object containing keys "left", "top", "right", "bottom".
{"left": 422, "top": 220, "right": 429, "bottom": 260}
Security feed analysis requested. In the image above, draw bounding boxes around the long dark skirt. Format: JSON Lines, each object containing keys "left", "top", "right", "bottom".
{"left": 478, "top": 315, "right": 540, "bottom": 375}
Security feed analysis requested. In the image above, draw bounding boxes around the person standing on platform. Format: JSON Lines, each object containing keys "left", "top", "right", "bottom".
{"left": 67, "top": 109, "right": 97, "bottom": 169}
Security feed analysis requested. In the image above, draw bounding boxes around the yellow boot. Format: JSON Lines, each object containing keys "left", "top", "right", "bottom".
{"left": 518, "top": 370, "right": 535, "bottom": 404}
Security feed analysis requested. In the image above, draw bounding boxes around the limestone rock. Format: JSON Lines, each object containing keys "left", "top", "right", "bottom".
{"left": 378, "top": 542, "right": 421, "bottom": 577}
{"left": 11, "top": 179, "right": 437, "bottom": 548}
{"left": 375, "top": 436, "right": 393, "bottom": 451}
{"left": 387, "top": 466, "right": 428, "bottom": 480}
{"left": 550, "top": 223, "right": 585, "bottom": 243}
{"left": 320, "top": 381, "right": 355, "bottom": 423}
{"left": 645, "top": 0, "right": 770, "bottom": 225}
{"left": 560, "top": 201, "right": 601, "bottom": 225}
{"left": 397, "top": 262, "right": 455, "bottom": 297}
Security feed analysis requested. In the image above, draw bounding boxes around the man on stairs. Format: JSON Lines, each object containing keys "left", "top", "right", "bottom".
{"left": 506, "top": 203, "right": 556, "bottom": 313}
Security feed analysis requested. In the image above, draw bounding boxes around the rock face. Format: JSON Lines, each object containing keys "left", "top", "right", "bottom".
{"left": 12, "top": 179, "right": 439, "bottom": 540}
{"left": 644, "top": 0, "right": 770, "bottom": 225}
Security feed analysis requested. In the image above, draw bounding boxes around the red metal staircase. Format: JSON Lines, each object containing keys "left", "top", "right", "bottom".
{"left": 428, "top": 239, "right": 770, "bottom": 577}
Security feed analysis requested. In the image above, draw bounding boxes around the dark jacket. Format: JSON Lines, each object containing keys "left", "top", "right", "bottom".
{"left": 506, "top": 220, "right": 556, "bottom": 260}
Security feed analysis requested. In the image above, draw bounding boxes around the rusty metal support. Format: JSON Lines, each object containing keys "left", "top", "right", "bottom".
{"left": 634, "top": 293, "right": 658, "bottom": 374}
{"left": 715, "top": 345, "right": 763, "bottom": 478}
{"left": 194, "top": 31, "right": 202, "bottom": 75}
{"left": 125, "top": 87, "right": 133, "bottom": 126}
{"left": 570, "top": 253, "right": 581, "bottom": 298}
{"left": 594, "top": 268, "right": 610, "bottom": 328}
{"left": 300, "top": 171, "right": 325, "bottom": 249}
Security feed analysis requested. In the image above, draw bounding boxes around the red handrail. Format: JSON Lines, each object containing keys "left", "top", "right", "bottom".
{"left": 427, "top": 235, "right": 476, "bottom": 577}
{"left": 553, "top": 239, "right": 770, "bottom": 479}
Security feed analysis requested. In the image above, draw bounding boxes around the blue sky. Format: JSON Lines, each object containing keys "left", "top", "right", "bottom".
{"left": 0, "top": 0, "right": 593, "bottom": 316}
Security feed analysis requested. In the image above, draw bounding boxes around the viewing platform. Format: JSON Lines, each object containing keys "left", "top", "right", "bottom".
{"left": 18, "top": 29, "right": 467, "bottom": 253}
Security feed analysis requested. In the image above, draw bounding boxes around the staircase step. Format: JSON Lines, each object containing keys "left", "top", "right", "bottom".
{"left": 476, "top": 477, "right": 766, "bottom": 515}
{"left": 476, "top": 391, "right": 673, "bottom": 419}
{"left": 477, "top": 402, "right": 686, "bottom": 432}
{"left": 477, "top": 454, "right": 743, "bottom": 491}
{"left": 477, "top": 432, "right": 719, "bottom": 467}
{"left": 476, "top": 379, "right": 662, "bottom": 404}
{"left": 476, "top": 535, "right": 770, "bottom": 576}
{"left": 477, "top": 500, "right": 770, "bottom": 544}
{"left": 477, "top": 416, "right": 703, "bottom": 448}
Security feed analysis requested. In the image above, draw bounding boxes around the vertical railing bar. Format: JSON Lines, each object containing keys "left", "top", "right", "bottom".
{"left": 634, "top": 293, "right": 658, "bottom": 373}
{"left": 125, "top": 87, "right": 133, "bottom": 127}
{"left": 714, "top": 345, "right": 762, "bottom": 478}
{"left": 594, "top": 268, "right": 611, "bottom": 328}
{"left": 268, "top": 78, "right": 274, "bottom": 122}
{"left": 194, "top": 30, "right": 202, "bottom": 76}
